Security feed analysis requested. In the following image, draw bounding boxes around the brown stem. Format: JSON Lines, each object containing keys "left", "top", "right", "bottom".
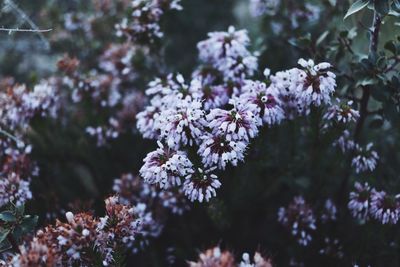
{"left": 336, "top": 10, "right": 382, "bottom": 205}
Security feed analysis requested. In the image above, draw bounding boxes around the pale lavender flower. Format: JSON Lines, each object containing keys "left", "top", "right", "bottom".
{"left": 139, "top": 141, "right": 193, "bottom": 188}
{"left": 348, "top": 182, "right": 372, "bottom": 221}
{"left": 189, "top": 74, "right": 230, "bottom": 110}
{"left": 278, "top": 196, "right": 316, "bottom": 246}
{"left": 136, "top": 96, "right": 163, "bottom": 139}
{"left": 183, "top": 167, "right": 221, "bottom": 202}
{"left": 157, "top": 98, "right": 207, "bottom": 149}
{"left": 324, "top": 100, "right": 360, "bottom": 124}
{"left": 207, "top": 99, "right": 261, "bottom": 142}
{"left": 115, "top": 0, "right": 182, "bottom": 43}
{"left": 351, "top": 143, "right": 379, "bottom": 173}
{"left": 321, "top": 199, "right": 337, "bottom": 223}
{"left": 333, "top": 130, "right": 356, "bottom": 153}
{"left": 370, "top": 190, "right": 400, "bottom": 225}
{"left": 0, "top": 172, "right": 32, "bottom": 207}
{"left": 197, "top": 26, "right": 258, "bottom": 81}
{"left": 242, "top": 80, "right": 285, "bottom": 125}
{"left": 198, "top": 134, "right": 247, "bottom": 170}
{"left": 296, "top": 59, "right": 336, "bottom": 106}
{"left": 269, "top": 68, "right": 308, "bottom": 119}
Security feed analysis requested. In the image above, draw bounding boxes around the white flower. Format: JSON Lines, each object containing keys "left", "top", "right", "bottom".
{"left": 157, "top": 98, "right": 207, "bottom": 149}
{"left": 333, "top": 130, "right": 356, "bottom": 153}
{"left": 197, "top": 26, "right": 258, "bottom": 81}
{"left": 0, "top": 172, "right": 32, "bottom": 208}
{"left": 370, "top": 190, "right": 400, "bottom": 225}
{"left": 351, "top": 143, "right": 379, "bottom": 173}
{"left": 198, "top": 134, "right": 247, "bottom": 170}
{"left": 296, "top": 59, "right": 336, "bottom": 106}
{"left": 348, "top": 182, "right": 372, "bottom": 221}
{"left": 269, "top": 68, "right": 308, "bottom": 119}
{"left": 278, "top": 196, "right": 316, "bottom": 246}
{"left": 189, "top": 74, "right": 230, "bottom": 110}
{"left": 207, "top": 99, "right": 261, "bottom": 142}
{"left": 139, "top": 141, "right": 193, "bottom": 188}
{"left": 183, "top": 168, "right": 221, "bottom": 202}
{"left": 241, "top": 80, "right": 285, "bottom": 125}
{"left": 324, "top": 100, "right": 360, "bottom": 124}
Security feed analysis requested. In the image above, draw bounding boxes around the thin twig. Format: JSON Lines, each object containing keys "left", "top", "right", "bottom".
{"left": 336, "top": 8, "right": 382, "bottom": 206}
{"left": 0, "top": 27, "right": 52, "bottom": 33}
{"left": 2, "top": 0, "right": 51, "bottom": 49}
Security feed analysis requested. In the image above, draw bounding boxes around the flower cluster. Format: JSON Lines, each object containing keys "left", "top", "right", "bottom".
{"left": 0, "top": 79, "right": 58, "bottom": 208}
{"left": 333, "top": 131, "right": 379, "bottom": 174}
{"left": 0, "top": 172, "right": 32, "bottom": 207}
{"left": 349, "top": 182, "right": 400, "bottom": 225}
{"left": 59, "top": 52, "right": 146, "bottom": 146}
{"left": 278, "top": 196, "right": 337, "bottom": 246}
{"left": 278, "top": 196, "right": 317, "bottom": 246}
{"left": 0, "top": 81, "right": 58, "bottom": 131}
{"left": 351, "top": 143, "right": 379, "bottom": 174}
{"left": 197, "top": 26, "right": 258, "bottom": 82}
{"left": 115, "top": 0, "right": 182, "bottom": 43}
{"left": 8, "top": 196, "right": 144, "bottom": 266}
{"left": 188, "top": 246, "right": 272, "bottom": 267}
{"left": 323, "top": 100, "right": 360, "bottom": 125}
{"left": 183, "top": 167, "right": 221, "bottom": 203}
{"left": 137, "top": 26, "right": 337, "bottom": 203}
{"left": 139, "top": 141, "right": 193, "bottom": 189}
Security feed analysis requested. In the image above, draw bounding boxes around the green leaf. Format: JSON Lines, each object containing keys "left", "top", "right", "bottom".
{"left": 0, "top": 211, "right": 16, "bottom": 222}
{"left": 394, "top": 0, "right": 400, "bottom": 9}
{"left": 356, "top": 78, "right": 378, "bottom": 86}
{"left": 316, "top": 31, "right": 329, "bottom": 46}
{"left": 0, "top": 229, "right": 10, "bottom": 244}
{"left": 344, "top": 0, "right": 370, "bottom": 19}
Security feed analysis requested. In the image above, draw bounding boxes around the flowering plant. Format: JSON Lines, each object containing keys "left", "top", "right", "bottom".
{"left": 1, "top": 0, "right": 400, "bottom": 266}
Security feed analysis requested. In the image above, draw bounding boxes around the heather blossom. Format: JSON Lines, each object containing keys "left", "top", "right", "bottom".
{"left": 207, "top": 99, "right": 261, "bottom": 142}
{"left": 369, "top": 190, "right": 400, "bottom": 225}
{"left": 139, "top": 141, "right": 193, "bottom": 188}
{"left": 198, "top": 134, "right": 247, "bottom": 170}
{"left": 269, "top": 68, "right": 308, "bottom": 119}
{"left": 351, "top": 143, "right": 379, "bottom": 173}
{"left": 183, "top": 167, "right": 221, "bottom": 202}
{"left": 241, "top": 80, "right": 285, "bottom": 125}
{"left": 115, "top": 0, "right": 182, "bottom": 43}
{"left": 197, "top": 26, "right": 258, "bottom": 81}
{"left": 157, "top": 97, "right": 207, "bottom": 149}
{"left": 296, "top": 59, "right": 336, "bottom": 106}
{"left": 9, "top": 196, "right": 144, "bottom": 266}
{"left": 323, "top": 100, "right": 360, "bottom": 124}
{"left": 278, "top": 196, "right": 317, "bottom": 246}
{"left": 189, "top": 72, "right": 230, "bottom": 110}
{"left": 0, "top": 172, "right": 32, "bottom": 207}
{"left": 348, "top": 182, "right": 372, "bottom": 221}
{"left": 333, "top": 130, "right": 356, "bottom": 153}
